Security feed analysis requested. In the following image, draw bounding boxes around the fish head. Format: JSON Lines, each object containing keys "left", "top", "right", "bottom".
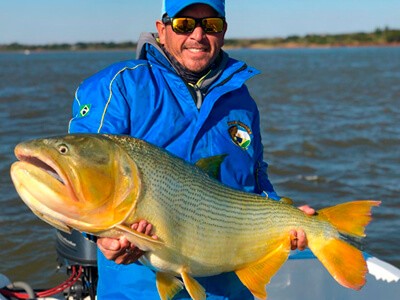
{"left": 10, "top": 134, "right": 141, "bottom": 234}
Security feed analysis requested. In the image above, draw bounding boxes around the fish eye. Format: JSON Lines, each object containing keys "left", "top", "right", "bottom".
{"left": 58, "top": 144, "right": 69, "bottom": 154}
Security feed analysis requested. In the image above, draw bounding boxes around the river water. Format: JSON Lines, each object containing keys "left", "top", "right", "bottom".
{"left": 0, "top": 47, "right": 399, "bottom": 288}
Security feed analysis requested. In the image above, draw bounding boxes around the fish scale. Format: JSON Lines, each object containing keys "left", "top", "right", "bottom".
{"left": 113, "top": 136, "right": 346, "bottom": 269}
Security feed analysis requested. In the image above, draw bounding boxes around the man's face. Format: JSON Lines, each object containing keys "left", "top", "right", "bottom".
{"left": 157, "top": 4, "right": 227, "bottom": 73}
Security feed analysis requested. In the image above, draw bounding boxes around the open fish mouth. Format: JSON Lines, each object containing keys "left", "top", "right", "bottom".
{"left": 11, "top": 146, "right": 77, "bottom": 211}
{"left": 12, "top": 142, "right": 72, "bottom": 194}
{"left": 10, "top": 153, "right": 78, "bottom": 233}
{"left": 11, "top": 142, "right": 126, "bottom": 233}
{"left": 18, "top": 155, "right": 65, "bottom": 184}
{"left": 10, "top": 148, "right": 106, "bottom": 233}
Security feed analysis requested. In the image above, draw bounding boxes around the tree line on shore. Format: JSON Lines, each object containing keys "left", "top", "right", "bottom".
{"left": 1, "top": 27, "right": 399, "bottom": 52}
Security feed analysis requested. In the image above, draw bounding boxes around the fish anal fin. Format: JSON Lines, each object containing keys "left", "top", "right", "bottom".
{"left": 310, "top": 237, "right": 367, "bottom": 290}
{"left": 181, "top": 271, "right": 206, "bottom": 300}
{"left": 317, "top": 200, "right": 380, "bottom": 237}
{"left": 195, "top": 155, "right": 227, "bottom": 179}
{"left": 156, "top": 272, "right": 184, "bottom": 300}
{"left": 235, "top": 238, "right": 291, "bottom": 300}
{"left": 116, "top": 224, "right": 164, "bottom": 251}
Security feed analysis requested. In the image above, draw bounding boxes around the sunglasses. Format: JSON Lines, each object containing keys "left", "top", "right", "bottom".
{"left": 162, "top": 16, "right": 225, "bottom": 34}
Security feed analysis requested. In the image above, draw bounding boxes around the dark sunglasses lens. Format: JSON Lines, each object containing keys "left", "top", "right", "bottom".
{"left": 172, "top": 18, "right": 195, "bottom": 33}
{"left": 202, "top": 18, "right": 224, "bottom": 33}
{"left": 171, "top": 17, "right": 224, "bottom": 33}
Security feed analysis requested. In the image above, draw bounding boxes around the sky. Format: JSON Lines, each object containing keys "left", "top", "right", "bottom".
{"left": 1, "top": 0, "right": 400, "bottom": 45}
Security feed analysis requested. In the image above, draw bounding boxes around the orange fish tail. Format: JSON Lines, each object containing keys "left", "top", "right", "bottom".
{"left": 309, "top": 200, "right": 380, "bottom": 290}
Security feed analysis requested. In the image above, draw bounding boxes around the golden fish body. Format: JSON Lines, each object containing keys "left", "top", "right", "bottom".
{"left": 10, "top": 134, "right": 380, "bottom": 299}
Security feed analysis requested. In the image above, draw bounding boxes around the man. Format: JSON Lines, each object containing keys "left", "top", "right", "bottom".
{"left": 68, "top": 0, "right": 314, "bottom": 298}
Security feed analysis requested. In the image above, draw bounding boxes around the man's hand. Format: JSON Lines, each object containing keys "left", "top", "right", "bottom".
{"left": 97, "top": 220, "right": 157, "bottom": 265}
{"left": 290, "top": 205, "right": 316, "bottom": 250}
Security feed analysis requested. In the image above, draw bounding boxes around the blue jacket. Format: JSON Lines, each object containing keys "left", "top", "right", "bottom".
{"left": 69, "top": 33, "right": 279, "bottom": 299}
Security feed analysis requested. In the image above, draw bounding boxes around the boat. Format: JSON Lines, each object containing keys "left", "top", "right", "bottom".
{"left": 268, "top": 249, "right": 400, "bottom": 299}
{"left": 1, "top": 245, "right": 399, "bottom": 299}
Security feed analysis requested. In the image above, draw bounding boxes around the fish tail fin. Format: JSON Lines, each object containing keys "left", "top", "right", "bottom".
{"left": 310, "top": 236, "right": 368, "bottom": 290}
{"left": 318, "top": 200, "right": 381, "bottom": 238}
{"left": 308, "top": 200, "right": 380, "bottom": 290}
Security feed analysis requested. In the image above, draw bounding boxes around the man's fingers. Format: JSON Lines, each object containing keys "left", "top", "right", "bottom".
{"left": 98, "top": 237, "right": 121, "bottom": 251}
{"left": 290, "top": 205, "right": 313, "bottom": 251}
{"left": 99, "top": 220, "right": 157, "bottom": 263}
{"left": 132, "top": 220, "right": 150, "bottom": 233}
{"left": 297, "top": 229, "right": 307, "bottom": 250}
{"left": 145, "top": 223, "right": 153, "bottom": 235}
{"left": 298, "top": 205, "right": 316, "bottom": 215}
{"left": 290, "top": 230, "right": 298, "bottom": 250}
{"left": 131, "top": 220, "right": 158, "bottom": 239}
{"left": 97, "top": 238, "right": 124, "bottom": 260}
{"left": 289, "top": 229, "right": 308, "bottom": 250}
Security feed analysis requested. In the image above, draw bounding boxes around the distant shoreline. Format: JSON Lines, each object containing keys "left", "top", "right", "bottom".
{"left": 2, "top": 43, "right": 399, "bottom": 55}
{"left": 225, "top": 42, "right": 400, "bottom": 50}
{"left": 2, "top": 28, "right": 399, "bottom": 52}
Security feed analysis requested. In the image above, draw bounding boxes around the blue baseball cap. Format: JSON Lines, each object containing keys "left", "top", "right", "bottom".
{"left": 162, "top": 0, "right": 225, "bottom": 18}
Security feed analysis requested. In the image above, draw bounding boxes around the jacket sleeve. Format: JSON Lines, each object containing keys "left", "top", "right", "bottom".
{"left": 256, "top": 157, "right": 280, "bottom": 200}
{"left": 68, "top": 63, "right": 131, "bottom": 134}
{"left": 252, "top": 107, "right": 281, "bottom": 200}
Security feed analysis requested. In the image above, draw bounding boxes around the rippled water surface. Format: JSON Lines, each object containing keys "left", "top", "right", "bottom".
{"left": 1, "top": 47, "right": 399, "bottom": 287}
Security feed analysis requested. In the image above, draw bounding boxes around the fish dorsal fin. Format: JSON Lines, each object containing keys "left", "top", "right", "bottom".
{"left": 235, "top": 237, "right": 291, "bottom": 300}
{"left": 181, "top": 271, "right": 206, "bottom": 300}
{"left": 195, "top": 155, "right": 227, "bottom": 179}
{"left": 116, "top": 224, "right": 164, "bottom": 251}
{"left": 156, "top": 272, "right": 184, "bottom": 300}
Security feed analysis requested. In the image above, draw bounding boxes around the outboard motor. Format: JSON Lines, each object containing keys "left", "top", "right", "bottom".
{"left": 0, "top": 230, "right": 98, "bottom": 300}
{"left": 56, "top": 230, "right": 98, "bottom": 299}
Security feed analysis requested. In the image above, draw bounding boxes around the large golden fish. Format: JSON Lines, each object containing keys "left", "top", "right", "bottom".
{"left": 10, "top": 134, "right": 380, "bottom": 300}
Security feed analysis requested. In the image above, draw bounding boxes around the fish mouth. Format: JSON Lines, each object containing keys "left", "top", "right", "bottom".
{"left": 13, "top": 150, "right": 73, "bottom": 196}
{"left": 10, "top": 147, "right": 81, "bottom": 233}
{"left": 11, "top": 136, "right": 141, "bottom": 234}
{"left": 11, "top": 143, "right": 126, "bottom": 233}
{"left": 18, "top": 155, "right": 66, "bottom": 184}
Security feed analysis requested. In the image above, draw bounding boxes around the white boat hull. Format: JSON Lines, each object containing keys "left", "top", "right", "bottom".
{"left": 2, "top": 250, "right": 399, "bottom": 299}
{"left": 267, "top": 250, "right": 400, "bottom": 299}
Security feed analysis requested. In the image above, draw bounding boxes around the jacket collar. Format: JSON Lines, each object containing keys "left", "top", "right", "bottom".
{"left": 135, "top": 32, "right": 260, "bottom": 90}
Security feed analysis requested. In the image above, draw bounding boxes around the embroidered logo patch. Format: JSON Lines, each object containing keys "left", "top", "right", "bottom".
{"left": 228, "top": 121, "right": 252, "bottom": 150}
{"left": 79, "top": 104, "right": 91, "bottom": 117}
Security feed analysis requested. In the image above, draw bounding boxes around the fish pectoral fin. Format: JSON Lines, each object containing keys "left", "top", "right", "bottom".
{"left": 235, "top": 238, "right": 291, "bottom": 300}
{"left": 156, "top": 272, "right": 184, "bottom": 300}
{"left": 116, "top": 224, "right": 164, "bottom": 251}
{"left": 38, "top": 211, "right": 72, "bottom": 233}
{"left": 181, "top": 271, "right": 206, "bottom": 300}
